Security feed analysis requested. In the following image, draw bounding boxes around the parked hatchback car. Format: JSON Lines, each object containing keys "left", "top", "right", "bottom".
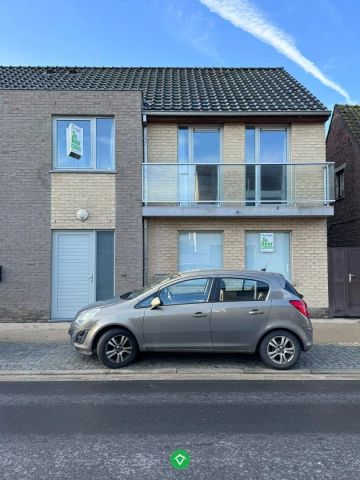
{"left": 68, "top": 270, "right": 313, "bottom": 370}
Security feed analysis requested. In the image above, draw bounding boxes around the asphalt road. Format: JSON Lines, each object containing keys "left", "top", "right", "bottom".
{"left": 1, "top": 380, "right": 360, "bottom": 479}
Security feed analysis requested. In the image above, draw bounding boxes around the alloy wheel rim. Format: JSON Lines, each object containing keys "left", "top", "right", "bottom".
{"left": 267, "top": 336, "right": 295, "bottom": 365}
{"left": 105, "top": 335, "right": 132, "bottom": 363}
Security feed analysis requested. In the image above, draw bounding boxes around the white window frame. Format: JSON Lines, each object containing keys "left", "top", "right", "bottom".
{"left": 177, "top": 230, "right": 224, "bottom": 271}
{"left": 178, "top": 125, "right": 223, "bottom": 163}
{"left": 246, "top": 125, "right": 291, "bottom": 205}
{"left": 177, "top": 126, "right": 223, "bottom": 203}
{"left": 245, "top": 230, "right": 293, "bottom": 282}
{"left": 53, "top": 116, "right": 115, "bottom": 171}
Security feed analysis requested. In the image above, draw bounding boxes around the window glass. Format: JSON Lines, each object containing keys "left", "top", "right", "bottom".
{"left": 178, "top": 232, "right": 223, "bottom": 271}
{"left": 245, "top": 232, "right": 291, "bottom": 280}
{"left": 56, "top": 120, "right": 92, "bottom": 169}
{"left": 245, "top": 127, "right": 288, "bottom": 204}
{"left": 335, "top": 170, "right": 344, "bottom": 200}
{"left": 193, "top": 129, "right": 220, "bottom": 164}
{"left": 55, "top": 118, "right": 114, "bottom": 170}
{"left": 96, "top": 231, "right": 114, "bottom": 301}
{"left": 127, "top": 275, "right": 181, "bottom": 301}
{"left": 245, "top": 127, "right": 255, "bottom": 164}
{"left": 159, "top": 278, "right": 212, "bottom": 305}
{"left": 218, "top": 278, "right": 269, "bottom": 302}
{"left": 96, "top": 118, "right": 114, "bottom": 170}
{"left": 259, "top": 130, "right": 287, "bottom": 164}
{"left": 284, "top": 280, "right": 301, "bottom": 298}
{"left": 135, "top": 293, "right": 157, "bottom": 309}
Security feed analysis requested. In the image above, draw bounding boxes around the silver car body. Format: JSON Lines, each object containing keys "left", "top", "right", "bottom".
{"left": 68, "top": 270, "right": 313, "bottom": 355}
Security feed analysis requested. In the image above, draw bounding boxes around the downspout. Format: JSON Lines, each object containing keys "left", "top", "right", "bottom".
{"left": 142, "top": 114, "right": 148, "bottom": 286}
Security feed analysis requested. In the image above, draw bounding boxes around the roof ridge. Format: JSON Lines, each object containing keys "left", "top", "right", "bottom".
{"left": 0, "top": 65, "right": 285, "bottom": 70}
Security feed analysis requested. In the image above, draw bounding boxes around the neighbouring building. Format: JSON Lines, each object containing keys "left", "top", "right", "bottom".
{"left": 327, "top": 104, "right": 360, "bottom": 316}
{"left": 0, "top": 66, "right": 333, "bottom": 321}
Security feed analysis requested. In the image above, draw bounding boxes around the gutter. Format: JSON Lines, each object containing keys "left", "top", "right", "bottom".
{"left": 143, "top": 110, "right": 331, "bottom": 117}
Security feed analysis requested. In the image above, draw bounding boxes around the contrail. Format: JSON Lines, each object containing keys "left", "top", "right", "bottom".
{"left": 199, "top": 0, "right": 352, "bottom": 103}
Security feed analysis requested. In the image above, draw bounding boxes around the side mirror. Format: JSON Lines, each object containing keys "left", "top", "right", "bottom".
{"left": 150, "top": 297, "right": 162, "bottom": 309}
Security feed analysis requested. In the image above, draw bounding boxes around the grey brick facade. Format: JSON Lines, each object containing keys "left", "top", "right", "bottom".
{"left": 0, "top": 91, "right": 143, "bottom": 321}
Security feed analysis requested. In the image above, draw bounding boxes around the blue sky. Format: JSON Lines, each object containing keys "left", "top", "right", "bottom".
{"left": 0, "top": 0, "right": 358, "bottom": 109}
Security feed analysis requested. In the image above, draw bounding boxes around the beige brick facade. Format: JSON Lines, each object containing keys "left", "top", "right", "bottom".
{"left": 51, "top": 173, "right": 116, "bottom": 229}
{"left": 147, "top": 122, "right": 328, "bottom": 205}
{"left": 147, "top": 123, "right": 178, "bottom": 163}
{"left": 147, "top": 217, "right": 329, "bottom": 311}
{"left": 291, "top": 123, "right": 327, "bottom": 205}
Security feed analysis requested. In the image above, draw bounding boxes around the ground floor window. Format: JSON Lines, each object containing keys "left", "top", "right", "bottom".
{"left": 245, "top": 231, "right": 291, "bottom": 280}
{"left": 96, "top": 231, "right": 115, "bottom": 301}
{"left": 178, "top": 231, "right": 223, "bottom": 271}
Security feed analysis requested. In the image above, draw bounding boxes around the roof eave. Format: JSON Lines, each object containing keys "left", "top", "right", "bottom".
{"left": 143, "top": 110, "right": 331, "bottom": 117}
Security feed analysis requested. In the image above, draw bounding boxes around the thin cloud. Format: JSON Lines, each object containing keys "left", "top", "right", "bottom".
{"left": 199, "top": 0, "right": 352, "bottom": 103}
{"left": 168, "top": 4, "right": 223, "bottom": 63}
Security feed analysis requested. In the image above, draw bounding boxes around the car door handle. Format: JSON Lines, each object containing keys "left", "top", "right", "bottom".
{"left": 193, "top": 312, "right": 208, "bottom": 317}
{"left": 249, "top": 309, "right": 264, "bottom": 315}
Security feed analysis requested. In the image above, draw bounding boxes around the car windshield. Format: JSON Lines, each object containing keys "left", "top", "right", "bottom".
{"left": 123, "top": 274, "right": 181, "bottom": 300}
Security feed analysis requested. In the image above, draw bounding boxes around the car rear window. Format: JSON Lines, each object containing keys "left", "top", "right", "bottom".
{"left": 284, "top": 281, "right": 301, "bottom": 297}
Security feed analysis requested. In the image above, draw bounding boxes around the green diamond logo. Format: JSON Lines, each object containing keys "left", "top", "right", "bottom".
{"left": 169, "top": 449, "right": 191, "bottom": 470}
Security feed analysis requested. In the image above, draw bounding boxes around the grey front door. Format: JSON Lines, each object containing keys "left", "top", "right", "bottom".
{"left": 348, "top": 248, "right": 360, "bottom": 316}
{"left": 211, "top": 277, "right": 271, "bottom": 349}
{"left": 143, "top": 278, "right": 213, "bottom": 349}
{"left": 329, "top": 247, "right": 360, "bottom": 317}
{"left": 52, "top": 231, "right": 95, "bottom": 320}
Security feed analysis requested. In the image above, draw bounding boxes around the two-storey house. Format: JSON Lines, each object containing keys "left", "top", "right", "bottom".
{"left": 0, "top": 67, "right": 333, "bottom": 321}
{"left": 327, "top": 104, "right": 360, "bottom": 316}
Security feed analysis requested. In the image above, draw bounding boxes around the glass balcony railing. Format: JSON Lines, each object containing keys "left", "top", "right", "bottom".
{"left": 142, "top": 162, "right": 335, "bottom": 207}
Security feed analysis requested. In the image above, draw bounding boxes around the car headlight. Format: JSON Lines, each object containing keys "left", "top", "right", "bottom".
{"left": 74, "top": 307, "right": 101, "bottom": 326}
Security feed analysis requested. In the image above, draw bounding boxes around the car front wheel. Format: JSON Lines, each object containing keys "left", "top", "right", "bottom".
{"left": 97, "top": 328, "right": 138, "bottom": 369}
{"left": 259, "top": 330, "right": 301, "bottom": 370}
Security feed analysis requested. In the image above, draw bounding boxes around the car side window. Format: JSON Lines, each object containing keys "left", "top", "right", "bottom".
{"left": 218, "top": 278, "right": 269, "bottom": 302}
{"left": 159, "top": 278, "right": 212, "bottom": 306}
{"left": 135, "top": 293, "right": 157, "bottom": 309}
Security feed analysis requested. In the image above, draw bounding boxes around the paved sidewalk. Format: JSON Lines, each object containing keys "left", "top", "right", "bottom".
{"left": 0, "top": 342, "right": 360, "bottom": 373}
{"left": 0, "top": 320, "right": 359, "bottom": 375}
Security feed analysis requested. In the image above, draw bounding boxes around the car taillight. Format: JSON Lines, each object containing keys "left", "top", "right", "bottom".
{"left": 289, "top": 299, "right": 310, "bottom": 318}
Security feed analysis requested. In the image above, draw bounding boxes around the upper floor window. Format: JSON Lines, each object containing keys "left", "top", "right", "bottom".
{"left": 54, "top": 117, "right": 115, "bottom": 170}
{"left": 178, "top": 127, "right": 221, "bottom": 203}
{"left": 178, "top": 126, "right": 221, "bottom": 164}
{"left": 335, "top": 169, "right": 345, "bottom": 200}
{"left": 245, "top": 126, "right": 288, "bottom": 204}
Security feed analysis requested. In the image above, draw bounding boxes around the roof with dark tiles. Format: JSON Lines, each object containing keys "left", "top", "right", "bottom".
{"left": 0, "top": 66, "right": 329, "bottom": 114}
{"left": 335, "top": 104, "right": 360, "bottom": 146}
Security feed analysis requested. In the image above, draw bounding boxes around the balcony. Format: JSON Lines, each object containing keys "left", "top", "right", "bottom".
{"left": 142, "top": 162, "right": 335, "bottom": 217}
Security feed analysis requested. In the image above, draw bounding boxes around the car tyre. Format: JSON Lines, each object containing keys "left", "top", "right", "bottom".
{"left": 97, "top": 328, "right": 138, "bottom": 369}
{"left": 259, "top": 329, "right": 301, "bottom": 370}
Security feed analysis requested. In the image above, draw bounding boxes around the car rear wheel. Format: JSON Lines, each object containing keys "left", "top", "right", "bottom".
{"left": 259, "top": 330, "right": 301, "bottom": 370}
{"left": 97, "top": 328, "right": 138, "bottom": 369}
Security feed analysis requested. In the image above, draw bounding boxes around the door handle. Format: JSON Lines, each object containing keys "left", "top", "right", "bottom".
{"left": 349, "top": 274, "right": 355, "bottom": 283}
{"left": 249, "top": 309, "right": 264, "bottom": 315}
{"left": 193, "top": 312, "right": 208, "bottom": 317}
{"left": 89, "top": 274, "right": 94, "bottom": 283}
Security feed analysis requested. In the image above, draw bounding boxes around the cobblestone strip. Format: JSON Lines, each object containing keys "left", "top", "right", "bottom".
{"left": 0, "top": 343, "right": 359, "bottom": 372}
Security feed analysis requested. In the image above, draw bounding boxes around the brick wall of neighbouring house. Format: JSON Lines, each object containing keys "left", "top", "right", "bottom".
{"left": 327, "top": 110, "right": 360, "bottom": 247}
{"left": 147, "top": 217, "right": 329, "bottom": 315}
{"left": 0, "top": 90, "right": 143, "bottom": 321}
